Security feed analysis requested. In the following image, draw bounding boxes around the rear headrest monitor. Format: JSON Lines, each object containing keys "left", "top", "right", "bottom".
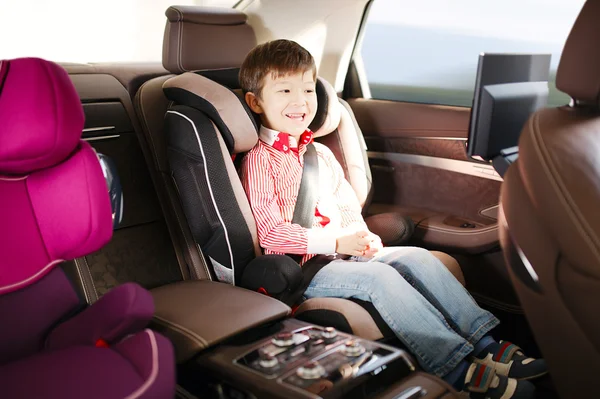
{"left": 467, "top": 53, "right": 551, "bottom": 161}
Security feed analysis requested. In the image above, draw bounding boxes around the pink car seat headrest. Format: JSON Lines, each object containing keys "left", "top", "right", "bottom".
{"left": 0, "top": 58, "right": 83, "bottom": 174}
{"left": 0, "top": 58, "right": 113, "bottom": 295}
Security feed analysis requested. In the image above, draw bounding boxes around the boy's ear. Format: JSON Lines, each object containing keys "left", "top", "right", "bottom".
{"left": 245, "top": 92, "right": 263, "bottom": 114}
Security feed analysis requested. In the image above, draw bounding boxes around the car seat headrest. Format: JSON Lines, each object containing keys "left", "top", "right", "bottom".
{"left": 0, "top": 58, "right": 83, "bottom": 175}
{"left": 163, "top": 6, "right": 257, "bottom": 74}
{"left": 556, "top": 0, "right": 600, "bottom": 106}
{"left": 310, "top": 77, "right": 342, "bottom": 137}
{"left": 0, "top": 58, "right": 113, "bottom": 295}
{"left": 163, "top": 71, "right": 259, "bottom": 154}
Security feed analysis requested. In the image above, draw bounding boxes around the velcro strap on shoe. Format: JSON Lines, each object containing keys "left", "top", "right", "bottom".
{"left": 495, "top": 341, "right": 521, "bottom": 363}
{"left": 466, "top": 363, "right": 495, "bottom": 393}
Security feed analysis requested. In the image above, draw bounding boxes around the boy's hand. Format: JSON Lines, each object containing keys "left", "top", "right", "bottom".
{"left": 336, "top": 230, "right": 372, "bottom": 256}
{"left": 363, "top": 232, "right": 383, "bottom": 258}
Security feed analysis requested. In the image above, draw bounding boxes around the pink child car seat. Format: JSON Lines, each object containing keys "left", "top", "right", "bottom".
{"left": 0, "top": 58, "right": 175, "bottom": 398}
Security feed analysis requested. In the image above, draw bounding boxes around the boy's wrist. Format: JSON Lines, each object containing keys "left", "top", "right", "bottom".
{"left": 306, "top": 228, "right": 337, "bottom": 254}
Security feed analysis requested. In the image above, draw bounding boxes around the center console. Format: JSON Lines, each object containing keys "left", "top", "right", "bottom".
{"left": 238, "top": 321, "right": 412, "bottom": 396}
{"left": 179, "top": 319, "right": 457, "bottom": 399}
{"left": 151, "top": 281, "right": 460, "bottom": 399}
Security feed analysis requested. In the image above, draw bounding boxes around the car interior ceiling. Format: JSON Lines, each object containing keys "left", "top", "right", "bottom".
{"left": 6, "top": 0, "right": 593, "bottom": 398}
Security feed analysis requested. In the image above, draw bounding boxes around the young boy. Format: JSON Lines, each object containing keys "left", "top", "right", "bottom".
{"left": 239, "top": 39, "right": 545, "bottom": 398}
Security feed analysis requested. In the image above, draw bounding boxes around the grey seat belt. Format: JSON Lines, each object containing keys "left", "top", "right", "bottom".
{"left": 291, "top": 143, "right": 319, "bottom": 228}
{"left": 287, "top": 143, "right": 319, "bottom": 266}
{"left": 288, "top": 143, "right": 334, "bottom": 287}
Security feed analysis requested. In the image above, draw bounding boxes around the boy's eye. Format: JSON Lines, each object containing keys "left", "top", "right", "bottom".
{"left": 279, "top": 89, "right": 290, "bottom": 93}
{"left": 305, "top": 89, "right": 315, "bottom": 93}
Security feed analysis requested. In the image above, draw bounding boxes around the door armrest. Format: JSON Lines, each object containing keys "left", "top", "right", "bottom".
{"left": 415, "top": 215, "right": 499, "bottom": 254}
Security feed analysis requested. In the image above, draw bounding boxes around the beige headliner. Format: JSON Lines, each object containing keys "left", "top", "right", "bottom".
{"left": 236, "top": 0, "right": 370, "bottom": 92}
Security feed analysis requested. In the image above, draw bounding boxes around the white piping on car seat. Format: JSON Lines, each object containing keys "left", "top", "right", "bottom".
{"left": 0, "top": 175, "right": 28, "bottom": 181}
{"left": 124, "top": 329, "right": 159, "bottom": 399}
{"left": 0, "top": 258, "right": 64, "bottom": 295}
{"left": 166, "top": 110, "right": 236, "bottom": 285}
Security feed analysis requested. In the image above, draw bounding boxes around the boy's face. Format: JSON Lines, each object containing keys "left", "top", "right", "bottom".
{"left": 245, "top": 70, "right": 317, "bottom": 137}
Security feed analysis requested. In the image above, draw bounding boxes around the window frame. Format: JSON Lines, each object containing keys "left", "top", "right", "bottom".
{"left": 347, "top": 0, "right": 578, "bottom": 108}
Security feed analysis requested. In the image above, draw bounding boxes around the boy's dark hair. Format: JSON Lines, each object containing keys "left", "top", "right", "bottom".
{"left": 239, "top": 39, "right": 317, "bottom": 97}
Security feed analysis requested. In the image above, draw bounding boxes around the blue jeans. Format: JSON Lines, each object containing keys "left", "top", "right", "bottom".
{"left": 303, "top": 247, "right": 499, "bottom": 377}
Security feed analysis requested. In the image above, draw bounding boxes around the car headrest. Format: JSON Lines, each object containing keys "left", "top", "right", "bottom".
{"left": 0, "top": 58, "right": 113, "bottom": 295}
{"left": 0, "top": 58, "right": 83, "bottom": 174}
{"left": 310, "top": 77, "right": 342, "bottom": 137}
{"left": 163, "top": 71, "right": 258, "bottom": 154}
{"left": 163, "top": 72, "right": 343, "bottom": 150}
{"left": 556, "top": 1, "right": 600, "bottom": 106}
{"left": 162, "top": 6, "right": 257, "bottom": 74}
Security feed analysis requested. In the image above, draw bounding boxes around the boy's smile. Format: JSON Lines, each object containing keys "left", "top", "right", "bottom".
{"left": 245, "top": 70, "right": 317, "bottom": 137}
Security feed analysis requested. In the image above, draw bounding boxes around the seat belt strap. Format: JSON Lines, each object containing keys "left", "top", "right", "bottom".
{"left": 288, "top": 143, "right": 319, "bottom": 265}
{"left": 291, "top": 143, "right": 319, "bottom": 228}
{"left": 288, "top": 144, "right": 337, "bottom": 290}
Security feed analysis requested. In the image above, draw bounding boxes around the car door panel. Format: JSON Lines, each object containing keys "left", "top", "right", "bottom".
{"left": 349, "top": 98, "right": 470, "bottom": 138}
{"left": 367, "top": 137, "right": 470, "bottom": 160}
{"left": 348, "top": 98, "right": 501, "bottom": 254}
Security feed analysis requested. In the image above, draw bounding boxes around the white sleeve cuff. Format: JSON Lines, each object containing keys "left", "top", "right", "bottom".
{"left": 306, "top": 228, "right": 337, "bottom": 255}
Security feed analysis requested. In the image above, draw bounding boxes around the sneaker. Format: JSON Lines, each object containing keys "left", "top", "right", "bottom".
{"left": 472, "top": 340, "right": 548, "bottom": 380}
{"left": 463, "top": 363, "right": 535, "bottom": 399}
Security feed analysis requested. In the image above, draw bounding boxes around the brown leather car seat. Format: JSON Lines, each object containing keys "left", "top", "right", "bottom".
{"left": 499, "top": 2, "right": 600, "bottom": 398}
{"left": 135, "top": 6, "right": 464, "bottom": 342}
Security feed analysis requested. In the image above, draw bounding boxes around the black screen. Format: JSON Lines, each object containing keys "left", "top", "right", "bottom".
{"left": 467, "top": 53, "right": 551, "bottom": 161}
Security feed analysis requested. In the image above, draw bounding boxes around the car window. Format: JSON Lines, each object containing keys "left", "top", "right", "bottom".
{"left": 359, "top": 0, "right": 585, "bottom": 107}
{"left": 0, "top": 0, "right": 238, "bottom": 63}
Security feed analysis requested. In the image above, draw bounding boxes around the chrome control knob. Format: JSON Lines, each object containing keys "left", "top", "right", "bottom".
{"left": 321, "top": 327, "right": 337, "bottom": 339}
{"left": 342, "top": 339, "right": 366, "bottom": 357}
{"left": 272, "top": 332, "right": 294, "bottom": 347}
{"left": 297, "top": 361, "right": 326, "bottom": 379}
{"left": 258, "top": 351, "right": 278, "bottom": 368}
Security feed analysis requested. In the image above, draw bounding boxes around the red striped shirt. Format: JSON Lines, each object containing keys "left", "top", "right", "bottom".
{"left": 240, "top": 126, "right": 367, "bottom": 265}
